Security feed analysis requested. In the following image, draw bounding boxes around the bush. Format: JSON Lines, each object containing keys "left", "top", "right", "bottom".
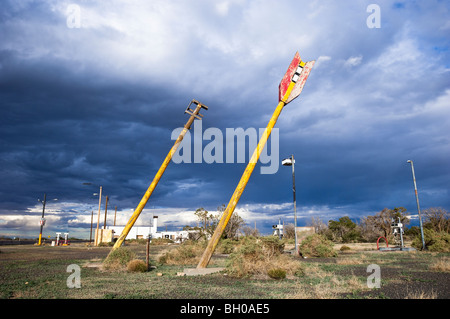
{"left": 217, "top": 238, "right": 238, "bottom": 254}
{"left": 127, "top": 259, "right": 148, "bottom": 272}
{"left": 340, "top": 245, "right": 351, "bottom": 252}
{"left": 298, "top": 234, "right": 337, "bottom": 257}
{"left": 158, "top": 241, "right": 204, "bottom": 265}
{"left": 103, "top": 247, "right": 136, "bottom": 270}
{"left": 226, "top": 236, "right": 302, "bottom": 278}
{"left": 412, "top": 229, "right": 450, "bottom": 252}
{"left": 267, "top": 268, "right": 286, "bottom": 280}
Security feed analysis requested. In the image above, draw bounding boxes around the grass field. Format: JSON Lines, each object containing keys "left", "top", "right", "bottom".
{"left": 0, "top": 241, "right": 448, "bottom": 299}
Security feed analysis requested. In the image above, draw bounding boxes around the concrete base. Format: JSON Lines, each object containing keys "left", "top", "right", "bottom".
{"left": 183, "top": 267, "right": 224, "bottom": 276}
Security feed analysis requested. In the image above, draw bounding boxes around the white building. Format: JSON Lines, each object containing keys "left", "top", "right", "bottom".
{"left": 107, "top": 216, "right": 193, "bottom": 243}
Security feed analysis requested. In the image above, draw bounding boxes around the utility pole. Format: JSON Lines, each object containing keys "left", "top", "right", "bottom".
{"left": 197, "top": 52, "right": 315, "bottom": 268}
{"left": 89, "top": 210, "right": 93, "bottom": 244}
{"left": 38, "top": 193, "right": 47, "bottom": 246}
{"left": 94, "top": 186, "right": 102, "bottom": 246}
{"left": 114, "top": 206, "right": 117, "bottom": 226}
{"left": 110, "top": 100, "right": 208, "bottom": 252}
{"left": 103, "top": 196, "right": 109, "bottom": 229}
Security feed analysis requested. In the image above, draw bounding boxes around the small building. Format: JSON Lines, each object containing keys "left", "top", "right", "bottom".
{"left": 106, "top": 215, "right": 194, "bottom": 244}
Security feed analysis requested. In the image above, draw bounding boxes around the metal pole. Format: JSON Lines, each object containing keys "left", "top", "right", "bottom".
{"left": 103, "top": 196, "right": 109, "bottom": 229}
{"left": 407, "top": 160, "right": 426, "bottom": 250}
{"left": 111, "top": 100, "right": 208, "bottom": 251}
{"left": 89, "top": 210, "right": 93, "bottom": 244}
{"left": 146, "top": 235, "right": 151, "bottom": 271}
{"left": 114, "top": 206, "right": 117, "bottom": 226}
{"left": 38, "top": 193, "right": 46, "bottom": 246}
{"left": 94, "top": 186, "right": 102, "bottom": 246}
{"left": 292, "top": 155, "right": 298, "bottom": 256}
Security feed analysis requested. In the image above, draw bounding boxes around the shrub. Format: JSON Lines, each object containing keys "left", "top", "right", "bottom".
{"left": 127, "top": 259, "right": 148, "bottom": 272}
{"left": 298, "top": 234, "right": 337, "bottom": 257}
{"left": 340, "top": 245, "right": 351, "bottom": 252}
{"left": 158, "top": 241, "right": 204, "bottom": 265}
{"left": 217, "top": 238, "right": 238, "bottom": 254}
{"left": 103, "top": 247, "right": 136, "bottom": 270}
{"left": 226, "top": 236, "right": 302, "bottom": 278}
{"left": 267, "top": 268, "right": 286, "bottom": 280}
{"left": 412, "top": 229, "right": 450, "bottom": 252}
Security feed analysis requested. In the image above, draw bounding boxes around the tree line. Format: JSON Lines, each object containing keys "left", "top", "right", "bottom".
{"left": 305, "top": 206, "right": 449, "bottom": 244}
{"left": 185, "top": 206, "right": 449, "bottom": 244}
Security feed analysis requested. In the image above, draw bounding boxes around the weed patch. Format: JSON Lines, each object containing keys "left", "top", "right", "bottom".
{"left": 225, "top": 236, "right": 303, "bottom": 278}
{"left": 103, "top": 247, "right": 136, "bottom": 271}
{"left": 299, "top": 234, "right": 337, "bottom": 258}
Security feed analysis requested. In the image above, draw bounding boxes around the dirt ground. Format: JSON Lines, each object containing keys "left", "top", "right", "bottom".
{"left": 1, "top": 242, "right": 448, "bottom": 299}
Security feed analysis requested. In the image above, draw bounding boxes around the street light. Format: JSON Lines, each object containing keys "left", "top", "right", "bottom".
{"left": 37, "top": 193, "right": 58, "bottom": 246}
{"left": 83, "top": 183, "right": 103, "bottom": 246}
{"left": 407, "top": 160, "right": 426, "bottom": 250}
{"left": 282, "top": 155, "right": 298, "bottom": 256}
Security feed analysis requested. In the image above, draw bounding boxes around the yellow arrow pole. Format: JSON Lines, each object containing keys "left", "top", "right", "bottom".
{"left": 197, "top": 81, "right": 297, "bottom": 269}
{"left": 111, "top": 101, "right": 207, "bottom": 251}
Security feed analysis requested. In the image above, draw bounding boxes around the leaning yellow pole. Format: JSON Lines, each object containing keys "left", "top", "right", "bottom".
{"left": 111, "top": 100, "right": 208, "bottom": 251}
{"left": 197, "top": 53, "right": 314, "bottom": 268}
{"left": 197, "top": 97, "right": 289, "bottom": 268}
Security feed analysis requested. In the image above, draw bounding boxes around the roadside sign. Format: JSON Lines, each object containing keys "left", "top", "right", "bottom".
{"left": 278, "top": 52, "right": 315, "bottom": 104}
{"left": 279, "top": 52, "right": 301, "bottom": 102}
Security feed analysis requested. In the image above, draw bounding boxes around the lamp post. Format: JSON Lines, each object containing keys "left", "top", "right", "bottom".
{"left": 89, "top": 210, "right": 94, "bottom": 244}
{"left": 407, "top": 160, "right": 426, "bottom": 250}
{"left": 83, "top": 183, "right": 103, "bottom": 246}
{"left": 282, "top": 155, "right": 298, "bottom": 255}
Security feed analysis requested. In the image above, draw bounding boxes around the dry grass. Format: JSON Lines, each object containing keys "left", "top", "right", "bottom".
{"left": 127, "top": 259, "right": 148, "bottom": 272}
{"left": 225, "top": 237, "right": 304, "bottom": 278}
{"left": 158, "top": 241, "right": 206, "bottom": 265}
{"left": 336, "top": 257, "right": 365, "bottom": 265}
{"left": 429, "top": 257, "right": 450, "bottom": 272}
{"left": 229, "top": 253, "right": 303, "bottom": 278}
{"left": 405, "top": 289, "right": 438, "bottom": 299}
{"left": 288, "top": 266, "right": 367, "bottom": 299}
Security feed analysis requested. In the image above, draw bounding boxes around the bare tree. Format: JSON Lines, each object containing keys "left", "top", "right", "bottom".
{"left": 308, "top": 216, "right": 327, "bottom": 234}
{"left": 213, "top": 204, "right": 245, "bottom": 239}
{"left": 423, "top": 207, "right": 449, "bottom": 233}
{"left": 365, "top": 207, "right": 410, "bottom": 239}
{"left": 241, "top": 226, "right": 259, "bottom": 237}
{"left": 283, "top": 223, "right": 295, "bottom": 239}
{"left": 359, "top": 216, "right": 381, "bottom": 242}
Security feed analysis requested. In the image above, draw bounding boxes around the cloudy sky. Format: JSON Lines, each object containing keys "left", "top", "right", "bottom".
{"left": 0, "top": 0, "right": 449, "bottom": 239}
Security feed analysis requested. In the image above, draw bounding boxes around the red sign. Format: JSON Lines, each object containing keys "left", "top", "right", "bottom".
{"left": 278, "top": 52, "right": 315, "bottom": 104}
{"left": 278, "top": 52, "right": 301, "bottom": 102}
